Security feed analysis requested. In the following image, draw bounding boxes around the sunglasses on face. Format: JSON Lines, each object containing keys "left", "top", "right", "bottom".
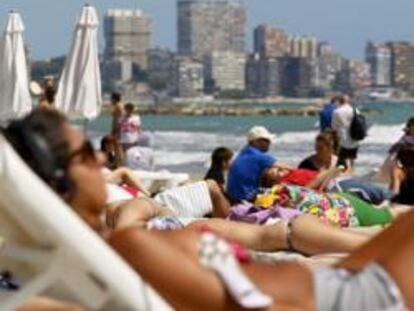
{"left": 67, "top": 140, "right": 97, "bottom": 164}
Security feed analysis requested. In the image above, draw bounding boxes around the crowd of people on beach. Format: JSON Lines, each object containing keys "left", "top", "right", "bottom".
{"left": 2, "top": 91, "right": 414, "bottom": 310}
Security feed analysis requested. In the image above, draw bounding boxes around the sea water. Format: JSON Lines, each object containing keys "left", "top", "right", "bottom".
{"left": 86, "top": 102, "right": 414, "bottom": 177}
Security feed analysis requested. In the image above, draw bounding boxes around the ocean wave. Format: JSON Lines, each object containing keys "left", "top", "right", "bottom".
{"left": 154, "top": 150, "right": 210, "bottom": 166}
{"left": 91, "top": 123, "right": 406, "bottom": 174}
{"left": 364, "top": 123, "right": 405, "bottom": 144}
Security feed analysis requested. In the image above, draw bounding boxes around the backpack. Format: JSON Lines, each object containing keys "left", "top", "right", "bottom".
{"left": 350, "top": 107, "right": 368, "bottom": 141}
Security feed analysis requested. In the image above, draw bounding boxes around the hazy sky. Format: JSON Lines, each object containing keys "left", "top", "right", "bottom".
{"left": 0, "top": 0, "right": 413, "bottom": 60}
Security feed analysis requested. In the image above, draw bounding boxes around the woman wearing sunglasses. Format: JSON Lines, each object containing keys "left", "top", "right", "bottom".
{"left": 4, "top": 109, "right": 412, "bottom": 311}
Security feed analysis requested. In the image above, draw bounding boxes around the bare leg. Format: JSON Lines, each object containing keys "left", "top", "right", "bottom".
{"left": 108, "top": 227, "right": 314, "bottom": 311}
{"left": 17, "top": 297, "right": 86, "bottom": 311}
{"left": 189, "top": 215, "right": 368, "bottom": 255}
{"left": 378, "top": 227, "right": 414, "bottom": 309}
{"left": 188, "top": 218, "right": 287, "bottom": 251}
{"left": 388, "top": 204, "right": 412, "bottom": 219}
{"left": 206, "top": 180, "right": 231, "bottom": 218}
{"left": 287, "top": 215, "right": 368, "bottom": 255}
{"left": 339, "top": 208, "right": 414, "bottom": 272}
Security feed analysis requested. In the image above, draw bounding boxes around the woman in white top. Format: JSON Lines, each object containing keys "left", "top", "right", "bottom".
{"left": 119, "top": 103, "right": 142, "bottom": 151}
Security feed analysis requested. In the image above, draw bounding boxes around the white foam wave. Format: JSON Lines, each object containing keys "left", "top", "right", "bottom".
{"left": 152, "top": 130, "right": 244, "bottom": 151}
{"left": 364, "top": 123, "right": 405, "bottom": 144}
{"left": 277, "top": 130, "right": 318, "bottom": 144}
{"left": 92, "top": 122, "right": 407, "bottom": 172}
{"left": 154, "top": 150, "right": 210, "bottom": 166}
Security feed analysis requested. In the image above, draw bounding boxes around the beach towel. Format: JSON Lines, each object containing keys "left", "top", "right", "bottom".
{"left": 228, "top": 202, "right": 301, "bottom": 225}
{"left": 253, "top": 185, "right": 359, "bottom": 227}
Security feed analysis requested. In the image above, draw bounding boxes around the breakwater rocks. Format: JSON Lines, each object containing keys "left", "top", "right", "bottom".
{"left": 131, "top": 104, "right": 383, "bottom": 117}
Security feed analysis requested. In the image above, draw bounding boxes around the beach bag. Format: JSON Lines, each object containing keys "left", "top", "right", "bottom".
{"left": 350, "top": 107, "right": 367, "bottom": 141}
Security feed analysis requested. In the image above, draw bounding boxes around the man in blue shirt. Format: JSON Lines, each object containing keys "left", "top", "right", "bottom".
{"left": 227, "top": 126, "right": 292, "bottom": 202}
{"left": 319, "top": 96, "right": 339, "bottom": 132}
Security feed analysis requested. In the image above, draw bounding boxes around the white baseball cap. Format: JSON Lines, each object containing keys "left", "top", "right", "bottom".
{"left": 247, "top": 126, "right": 276, "bottom": 143}
{"left": 29, "top": 81, "right": 42, "bottom": 96}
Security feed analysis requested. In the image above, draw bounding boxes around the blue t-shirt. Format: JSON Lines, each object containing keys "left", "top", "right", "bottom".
{"left": 319, "top": 102, "right": 337, "bottom": 131}
{"left": 227, "top": 145, "right": 276, "bottom": 201}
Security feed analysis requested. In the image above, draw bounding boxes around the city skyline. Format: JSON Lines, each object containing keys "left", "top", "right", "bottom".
{"left": 0, "top": 0, "right": 413, "bottom": 60}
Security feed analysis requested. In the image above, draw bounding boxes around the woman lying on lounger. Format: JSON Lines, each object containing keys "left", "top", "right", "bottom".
{"left": 3, "top": 110, "right": 370, "bottom": 256}
{"left": 4, "top": 109, "right": 413, "bottom": 310}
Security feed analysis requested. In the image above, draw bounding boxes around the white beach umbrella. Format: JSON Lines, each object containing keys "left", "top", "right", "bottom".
{"left": 0, "top": 11, "right": 31, "bottom": 122}
{"left": 55, "top": 5, "right": 102, "bottom": 120}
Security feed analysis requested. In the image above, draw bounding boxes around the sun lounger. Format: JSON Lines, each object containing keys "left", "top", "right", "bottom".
{"left": 134, "top": 170, "right": 190, "bottom": 193}
{"left": 0, "top": 135, "right": 172, "bottom": 310}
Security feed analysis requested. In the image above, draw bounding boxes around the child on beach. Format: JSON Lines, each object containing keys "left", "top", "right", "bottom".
{"left": 119, "top": 103, "right": 142, "bottom": 152}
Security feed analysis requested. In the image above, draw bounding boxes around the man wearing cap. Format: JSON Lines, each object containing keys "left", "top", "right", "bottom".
{"left": 227, "top": 126, "right": 292, "bottom": 203}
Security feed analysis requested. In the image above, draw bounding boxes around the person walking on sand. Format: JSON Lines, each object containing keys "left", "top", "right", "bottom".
{"left": 332, "top": 95, "right": 360, "bottom": 171}
{"left": 319, "top": 95, "right": 339, "bottom": 132}
{"left": 110, "top": 92, "right": 124, "bottom": 138}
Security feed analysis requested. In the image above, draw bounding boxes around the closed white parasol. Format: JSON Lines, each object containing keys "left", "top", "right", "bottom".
{"left": 55, "top": 5, "right": 102, "bottom": 120}
{"left": 0, "top": 11, "right": 31, "bottom": 122}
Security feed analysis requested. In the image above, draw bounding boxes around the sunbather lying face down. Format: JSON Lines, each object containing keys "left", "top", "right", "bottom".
{"left": 9, "top": 110, "right": 414, "bottom": 310}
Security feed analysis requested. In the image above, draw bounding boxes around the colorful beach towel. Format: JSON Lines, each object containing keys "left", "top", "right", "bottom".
{"left": 253, "top": 185, "right": 359, "bottom": 227}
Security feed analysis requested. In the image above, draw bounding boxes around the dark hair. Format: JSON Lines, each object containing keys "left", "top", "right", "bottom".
{"left": 316, "top": 129, "right": 338, "bottom": 153}
{"left": 44, "top": 86, "right": 56, "bottom": 104}
{"left": 111, "top": 92, "right": 121, "bottom": 104}
{"left": 125, "top": 102, "right": 135, "bottom": 112}
{"left": 2, "top": 109, "right": 72, "bottom": 196}
{"left": 100, "top": 135, "right": 113, "bottom": 153}
{"left": 260, "top": 168, "right": 275, "bottom": 188}
{"left": 404, "top": 117, "right": 414, "bottom": 134}
{"left": 397, "top": 145, "right": 414, "bottom": 169}
{"left": 331, "top": 95, "right": 340, "bottom": 103}
{"left": 210, "top": 147, "right": 233, "bottom": 170}
{"left": 100, "top": 135, "right": 116, "bottom": 169}
{"left": 337, "top": 95, "right": 348, "bottom": 105}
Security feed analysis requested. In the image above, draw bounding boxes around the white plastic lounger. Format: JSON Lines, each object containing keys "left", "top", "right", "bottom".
{"left": 0, "top": 135, "right": 173, "bottom": 311}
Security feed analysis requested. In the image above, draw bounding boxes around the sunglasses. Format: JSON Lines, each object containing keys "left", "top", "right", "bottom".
{"left": 67, "top": 140, "right": 97, "bottom": 164}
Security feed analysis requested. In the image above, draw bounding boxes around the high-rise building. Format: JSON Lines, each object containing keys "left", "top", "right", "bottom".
{"left": 316, "top": 42, "right": 342, "bottom": 90}
{"left": 349, "top": 60, "right": 371, "bottom": 90}
{"left": 289, "top": 36, "right": 318, "bottom": 59}
{"left": 169, "top": 56, "right": 204, "bottom": 98}
{"left": 104, "top": 9, "right": 152, "bottom": 69}
{"left": 147, "top": 48, "right": 175, "bottom": 91}
{"left": 387, "top": 41, "right": 414, "bottom": 92}
{"left": 177, "top": 0, "right": 246, "bottom": 58}
{"left": 365, "top": 42, "right": 391, "bottom": 87}
{"left": 204, "top": 51, "right": 246, "bottom": 93}
{"left": 253, "top": 24, "right": 290, "bottom": 58}
{"left": 279, "top": 57, "right": 312, "bottom": 97}
{"left": 246, "top": 53, "right": 280, "bottom": 97}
